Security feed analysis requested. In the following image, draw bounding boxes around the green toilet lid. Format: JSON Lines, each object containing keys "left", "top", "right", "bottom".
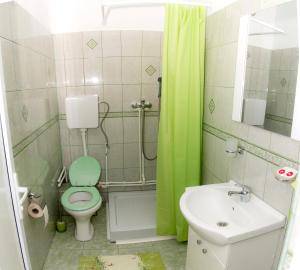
{"left": 69, "top": 156, "right": 101, "bottom": 186}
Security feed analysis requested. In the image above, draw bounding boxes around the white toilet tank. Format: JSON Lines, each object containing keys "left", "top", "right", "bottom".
{"left": 65, "top": 95, "right": 99, "bottom": 129}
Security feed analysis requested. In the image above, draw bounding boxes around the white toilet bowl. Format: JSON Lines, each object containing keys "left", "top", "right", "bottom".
{"left": 61, "top": 156, "right": 102, "bottom": 241}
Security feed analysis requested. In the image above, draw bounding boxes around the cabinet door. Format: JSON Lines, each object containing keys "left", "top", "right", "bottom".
{"left": 186, "top": 228, "right": 225, "bottom": 270}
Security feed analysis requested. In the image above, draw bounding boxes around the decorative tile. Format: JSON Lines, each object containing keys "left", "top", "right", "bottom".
{"left": 145, "top": 65, "right": 157, "bottom": 76}
{"left": 280, "top": 77, "right": 287, "bottom": 87}
{"left": 21, "top": 104, "right": 28, "bottom": 122}
{"left": 208, "top": 98, "right": 215, "bottom": 114}
{"left": 87, "top": 38, "right": 98, "bottom": 50}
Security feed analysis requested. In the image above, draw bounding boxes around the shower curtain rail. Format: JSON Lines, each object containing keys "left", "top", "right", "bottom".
{"left": 249, "top": 17, "right": 285, "bottom": 36}
{"left": 101, "top": 0, "right": 212, "bottom": 23}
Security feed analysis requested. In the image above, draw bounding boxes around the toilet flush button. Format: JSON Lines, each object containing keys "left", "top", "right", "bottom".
{"left": 287, "top": 172, "right": 294, "bottom": 177}
{"left": 279, "top": 169, "right": 285, "bottom": 174}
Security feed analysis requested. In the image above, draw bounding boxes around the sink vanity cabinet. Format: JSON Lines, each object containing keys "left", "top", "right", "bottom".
{"left": 187, "top": 228, "right": 225, "bottom": 270}
{"left": 186, "top": 226, "right": 283, "bottom": 270}
{"left": 180, "top": 182, "right": 286, "bottom": 270}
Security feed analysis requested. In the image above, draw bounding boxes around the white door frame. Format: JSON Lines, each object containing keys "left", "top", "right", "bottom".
{"left": 0, "top": 42, "right": 31, "bottom": 269}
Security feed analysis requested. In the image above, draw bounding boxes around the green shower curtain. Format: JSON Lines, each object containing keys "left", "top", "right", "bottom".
{"left": 156, "top": 5, "right": 206, "bottom": 242}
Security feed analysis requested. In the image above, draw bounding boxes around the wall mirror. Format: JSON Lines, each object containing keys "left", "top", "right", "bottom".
{"left": 232, "top": 0, "right": 300, "bottom": 140}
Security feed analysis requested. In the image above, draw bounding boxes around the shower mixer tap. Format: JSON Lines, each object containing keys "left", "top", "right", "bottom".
{"left": 131, "top": 99, "right": 152, "bottom": 110}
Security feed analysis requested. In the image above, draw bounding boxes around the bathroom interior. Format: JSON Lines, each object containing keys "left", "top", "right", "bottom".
{"left": 0, "top": 0, "right": 300, "bottom": 269}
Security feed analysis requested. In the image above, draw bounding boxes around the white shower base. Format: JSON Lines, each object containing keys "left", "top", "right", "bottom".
{"left": 106, "top": 190, "right": 173, "bottom": 243}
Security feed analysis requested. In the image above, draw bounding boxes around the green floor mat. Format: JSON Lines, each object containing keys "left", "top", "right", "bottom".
{"left": 79, "top": 256, "right": 104, "bottom": 270}
{"left": 79, "top": 252, "right": 165, "bottom": 270}
{"left": 138, "top": 252, "right": 166, "bottom": 270}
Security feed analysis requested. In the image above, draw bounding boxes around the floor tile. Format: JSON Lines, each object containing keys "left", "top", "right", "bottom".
{"left": 43, "top": 208, "right": 187, "bottom": 269}
{"left": 43, "top": 249, "right": 82, "bottom": 270}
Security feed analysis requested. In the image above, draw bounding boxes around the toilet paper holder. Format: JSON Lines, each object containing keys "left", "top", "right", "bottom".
{"left": 28, "top": 192, "right": 41, "bottom": 201}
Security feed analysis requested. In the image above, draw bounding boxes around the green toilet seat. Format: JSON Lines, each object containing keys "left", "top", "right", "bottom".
{"left": 61, "top": 187, "right": 102, "bottom": 211}
{"left": 61, "top": 156, "right": 102, "bottom": 211}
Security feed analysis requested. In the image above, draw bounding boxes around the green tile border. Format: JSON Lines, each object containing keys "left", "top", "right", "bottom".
{"left": 13, "top": 115, "right": 59, "bottom": 157}
{"left": 203, "top": 123, "right": 299, "bottom": 169}
{"left": 265, "top": 114, "right": 292, "bottom": 125}
{"left": 59, "top": 111, "right": 160, "bottom": 120}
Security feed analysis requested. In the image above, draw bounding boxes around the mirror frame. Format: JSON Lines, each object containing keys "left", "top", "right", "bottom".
{"left": 232, "top": 5, "right": 300, "bottom": 141}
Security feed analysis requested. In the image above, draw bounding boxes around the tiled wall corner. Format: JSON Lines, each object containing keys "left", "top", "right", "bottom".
{"left": 54, "top": 30, "right": 162, "bottom": 184}
{"left": 0, "top": 3, "right": 61, "bottom": 270}
{"left": 203, "top": 1, "right": 299, "bottom": 267}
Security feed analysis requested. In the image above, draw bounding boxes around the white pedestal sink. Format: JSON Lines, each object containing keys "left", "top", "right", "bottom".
{"left": 180, "top": 181, "right": 286, "bottom": 270}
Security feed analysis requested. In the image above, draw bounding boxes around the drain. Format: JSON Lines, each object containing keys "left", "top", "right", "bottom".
{"left": 217, "top": 221, "right": 228, "bottom": 227}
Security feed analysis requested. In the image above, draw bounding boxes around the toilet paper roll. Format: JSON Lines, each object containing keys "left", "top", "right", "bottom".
{"left": 27, "top": 197, "right": 46, "bottom": 219}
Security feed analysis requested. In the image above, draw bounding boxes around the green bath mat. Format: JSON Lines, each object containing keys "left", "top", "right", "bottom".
{"left": 79, "top": 252, "right": 165, "bottom": 270}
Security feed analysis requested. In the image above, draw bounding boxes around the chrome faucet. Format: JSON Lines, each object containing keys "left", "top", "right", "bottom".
{"left": 131, "top": 98, "right": 152, "bottom": 110}
{"left": 228, "top": 184, "right": 251, "bottom": 202}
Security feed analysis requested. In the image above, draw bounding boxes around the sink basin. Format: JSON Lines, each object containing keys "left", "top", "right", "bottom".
{"left": 180, "top": 181, "right": 286, "bottom": 245}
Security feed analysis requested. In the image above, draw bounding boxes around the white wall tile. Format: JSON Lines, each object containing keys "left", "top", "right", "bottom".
{"left": 214, "top": 138, "right": 230, "bottom": 180}
{"left": 263, "top": 164, "right": 293, "bottom": 215}
{"left": 104, "top": 118, "right": 123, "bottom": 144}
{"left": 14, "top": 46, "right": 30, "bottom": 90}
{"left": 108, "top": 168, "right": 124, "bottom": 182}
{"left": 103, "top": 57, "right": 122, "bottom": 84}
{"left": 62, "top": 146, "right": 71, "bottom": 167}
{"left": 243, "top": 153, "right": 268, "bottom": 198}
{"left": 143, "top": 117, "right": 159, "bottom": 142}
{"left": 142, "top": 57, "right": 161, "bottom": 83}
{"left": 102, "top": 31, "right": 121, "bottom": 57}
{"left": 218, "top": 43, "right": 237, "bottom": 87}
{"left": 122, "top": 57, "right": 142, "bottom": 84}
{"left": 59, "top": 120, "right": 69, "bottom": 146}
{"left": 55, "top": 60, "right": 66, "bottom": 87}
{"left": 103, "top": 84, "right": 123, "bottom": 112}
{"left": 63, "top": 32, "right": 83, "bottom": 59}
{"left": 124, "top": 168, "right": 140, "bottom": 182}
{"left": 123, "top": 117, "right": 139, "bottom": 143}
{"left": 66, "top": 86, "right": 85, "bottom": 97}
{"left": 83, "top": 31, "right": 102, "bottom": 58}
{"left": 227, "top": 151, "right": 246, "bottom": 184}
{"left": 124, "top": 143, "right": 139, "bottom": 168}
{"left": 64, "top": 59, "right": 84, "bottom": 86}
{"left": 1, "top": 39, "right": 17, "bottom": 91}
{"left": 57, "top": 87, "right": 67, "bottom": 114}
{"left": 108, "top": 143, "right": 123, "bottom": 169}
{"left": 123, "top": 84, "right": 141, "bottom": 111}
{"left": 143, "top": 142, "right": 157, "bottom": 165}
{"left": 142, "top": 31, "right": 161, "bottom": 57}
{"left": 214, "top": 87, "right": 234, "bottom": 133}
{"left": 69, "top": 128, "right": 82, "bottom": 146}
{"left": 141, "top": 84, "right": 159, "bottom": 111}
{"left": 70, "top": 145, "right": 84, "bottom": 161}
{"left": 53, "top": 34, "right": 65, "bottom": 60}
{"left": 84, "top": 58, "right": 103, "bottom": 85}
{"left": 85, "top": 85, "right": 103, "bottom": 99}
{"left": 88, "top": 144, "right": 106, "bottom": 168}
{"left": 247, "top": 126, "right": 271, "bottom": 149}
{"left": 121, "top": 31, "right": 142, "bottom": 56}
{"left": 270, "top": 133, "right": 300, "bottom": 161}
{"left": 203, "top": 131, "right": 216, "bottom": 173}
{"left": 87, "top": 128, "right": 105, "bottom": 145}
{"left": 0, "top": 3, "right": 13, "bottom": 40}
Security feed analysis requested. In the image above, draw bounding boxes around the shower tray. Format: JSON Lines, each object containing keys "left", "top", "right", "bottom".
{"left": 107, "top": 190, "right": 171, "bottom": 243}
